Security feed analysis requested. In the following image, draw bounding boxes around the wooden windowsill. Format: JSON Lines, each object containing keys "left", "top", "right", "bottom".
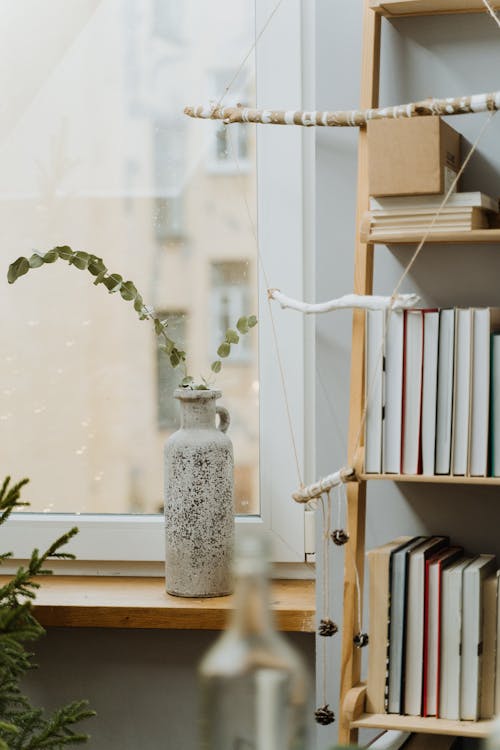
{"left": 2, "top": 576, "right": 315, "bottom": 633}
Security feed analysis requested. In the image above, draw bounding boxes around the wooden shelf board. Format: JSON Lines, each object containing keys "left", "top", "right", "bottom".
{"left": 352, "top": 713, "right": 493, "bottom": 738}
{"left": 2, "top": 576, "right": 315, "bottom": 632}
{"left": 368, "top": 229, "right": 500, "bottom": 244}
{"left": 361, "top": 472, "right": 500, "bottom": 485}
{"left": 370, "top": 0, "right": 500, "bottom": 17}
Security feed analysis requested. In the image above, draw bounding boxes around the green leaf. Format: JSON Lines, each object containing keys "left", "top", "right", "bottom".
{"left": 181, "top": 376, "right": 194, "bottom": 387}
{"left": 7, "top": 257, "right": 29, "bottom": 283}
{"left": 69, "top": 251, "right": 90, "bottom": 270}
{"left": 211, "top": 360, "right": 222, "bottom": 373}
{"left": 154, "top": 318, "right": 163, "bottom": 335}
{"left": 28, "top": 253, "right": 44, "bottom": 269}
{"left": 217, "top": 342, "right": 231, "bottom": 358}
{"left": 248, "top": 315, "right": 258, "bottom": 328}
{"left": 236, "top": 316, "right": 249, "bottom": 334}
{"left": 88, "top": 256, "right": 105, "bottom": 276}
{"left": 43, "top": 249, "right": 59, "bottom": 263}
{"left": 133, "top": 294, "right": 144, "bottom": 312}
{"left": 170, "top": 351, "right": 181, "bottom": 367}
{"left": 103, "top": 274, "right": 122, "bottom": 292}
{"left": 120, "top": 281, "right": 137, "bottom": 301}
{"left": 55, "top": 245, "right": 74, "bottom": 260}
{"left": 225, "top": 329, "right": 239, "bottom": 344}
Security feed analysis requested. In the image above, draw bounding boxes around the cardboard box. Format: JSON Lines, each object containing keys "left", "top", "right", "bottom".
{"left": 367, "top": 117, "right": 461, "bottom": 197}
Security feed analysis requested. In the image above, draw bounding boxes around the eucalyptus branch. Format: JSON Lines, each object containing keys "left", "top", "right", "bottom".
{"left": 8, "top": 246, "right": 257, "bottom": 387}
{"left": 7, "top": 247, "right": 186, "bottom": 372}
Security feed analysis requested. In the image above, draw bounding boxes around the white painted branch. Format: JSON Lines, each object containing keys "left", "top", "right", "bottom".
{"left": 269, "top": 289, "right": 420, "bottom": 313}
{"left": 185, "top": 91, "right": 500, "bottom": 127}
{"left": 292, "top": 467, "right": 356, "bottom": 504}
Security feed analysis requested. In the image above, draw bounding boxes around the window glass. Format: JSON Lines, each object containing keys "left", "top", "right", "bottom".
{"left": 0, "top": 0, "right": 258, "bottom": 516}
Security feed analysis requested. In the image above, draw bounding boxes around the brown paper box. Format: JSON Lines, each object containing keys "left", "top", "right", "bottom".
{"left": 367, "top": 117, "right": 461, "bottom": 197}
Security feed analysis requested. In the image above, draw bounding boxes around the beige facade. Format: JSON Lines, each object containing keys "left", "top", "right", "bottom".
{"left": 0, "top": 0, "right": 259, "bottom": 515}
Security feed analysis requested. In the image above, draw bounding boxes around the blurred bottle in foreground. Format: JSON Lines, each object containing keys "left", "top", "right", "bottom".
{"left": 199, "top": 533, "right": 311, "bottom": 750}
{"left": 486, "top": 716, "right": 500, "bottom": 749}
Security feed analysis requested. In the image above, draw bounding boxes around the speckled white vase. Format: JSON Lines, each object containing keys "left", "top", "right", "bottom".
{"left": 164, "top": 389, "right": 234, "bottom": 597}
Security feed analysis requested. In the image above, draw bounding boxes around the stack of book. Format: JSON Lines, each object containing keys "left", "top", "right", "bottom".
{"left": 367, "top": 536, "right": 498, "bottom": 722}
{"left": 365, "top": 192, "right": 498, "bottom": 240}
{"left": 363, "top": 731, "right": 458, "bottom": 749}
{"left": 365, "top": 306, "right": 500, "bottom": 476}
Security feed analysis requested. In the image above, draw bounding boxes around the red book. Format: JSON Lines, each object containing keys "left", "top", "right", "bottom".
{"left": 422, "top": 547, "right": 462, "bottom": 717}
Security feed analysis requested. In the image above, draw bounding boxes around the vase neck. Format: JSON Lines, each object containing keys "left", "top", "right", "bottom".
{"left": 179, "top": 397, "right": 217, "bottom": 429}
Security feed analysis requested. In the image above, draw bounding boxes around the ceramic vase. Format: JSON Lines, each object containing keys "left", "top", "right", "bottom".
{"left": 164, "top": 388, "right": 234, "bottom": 597}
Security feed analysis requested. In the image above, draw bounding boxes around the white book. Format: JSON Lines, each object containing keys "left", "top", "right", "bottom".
{"left": 404, "top": 536, "right": 447, "bottom": 716}
{"left": 383, "top": 311, "right": 404, "bottom": 474}
{"left": 421, "top": 310, "right": 439, "bottom": 475}
{"left": 370, "top": 191, "right": 499, "bottom": 213}
{"left": 492, "top": 334, "right": 500, "bottom": 477}
{"left": 470, "top": 309, "right": 500, "bottom": 476}
{"left": 402, "top": 310, "right": 423, "bottom": 474}
{"left": 365, "top": 310, "right": 385, "bottom": 473}
{"left": 439, "top": 556, "right": 474, "bottom": 720}
{"left": 460, "top": 554, "right": 496, "bottom": 720}
{"left": 435, "top": 310, "right": 455, "bottom": 474}
{"left": 368, "top": 731, "right": 411, "bottom": 749}
{"left": 451, "top": 308, "right": 473, "bottom": 476}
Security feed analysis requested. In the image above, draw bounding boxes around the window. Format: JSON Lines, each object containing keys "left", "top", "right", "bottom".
{"left": 2, "top": 0, "right": 314, "bottom": 564}
{"left": 206, "top": 70, "right": 252, "bottom": 174}
{"left": 211, "top": 262, "right": 251, "bottom": 363}
{"left": 156, "top": 312, "right": 187, "bottom": 429}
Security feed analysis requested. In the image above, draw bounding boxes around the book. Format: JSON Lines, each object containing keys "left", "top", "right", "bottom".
{"left": 365, "top": 310, "right": 385, "bottom": 473}
{"left": 403, "top": 536, "right": 448, "bottom": 716}
{"left": 370, "top": 191, "right": 499, "bottom": 213}
{"left": 490, "top": 333, "right": 500, "bottom": 477}
{"left": 383, "top": 310, "right": 405, "bottom": 474}
{"left": 435, "top": 309, "right": 455, "bottom": 474}
{"left": 401, "top": 734, "right": 458, "bottom": 750}
{"left": 460, "top": 553, "right": 496, "bottom": 720}
{"left": 451, "top": 308, "right": 473, "bottom": 476}
{"left": 480, "top": 571, "right": 498, "bottom": 719}
{"left": 401, "top": 310, "right": 424, "bottom": 474}
{"left": 422, "top": 547, "right": 462, "bottom": 717}
{"left": 439, "top": 556, "right": 474, "bottom": 720}
{"left": 421, "top": 310, "right": 439, "bottom": 475}
{"left": 470, "top": 309, "right": 500, "bottom": 476}
{"left": 366, "top": 730, "right": 411, "bottom": 749}
{"left": 388, "top": 537, "right": 426, "bottom": 715}
{"left": 366, "top": 536, "right": 412, "bottom": 714}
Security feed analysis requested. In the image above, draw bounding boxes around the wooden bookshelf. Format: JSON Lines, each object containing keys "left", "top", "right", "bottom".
{"left": 371, "top": 0, "right": 500, "bottom": 16}
{"left": 360, "top": 473, "right": 500, "bottom": 484}
{"left": 352, "top": 713, "right": 493, "bottom": 738}
{"left": 368, "top": 228, "right": 500, "bottom": 244}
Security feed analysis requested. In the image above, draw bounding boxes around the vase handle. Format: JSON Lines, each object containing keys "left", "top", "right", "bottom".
{"left": 216, "top": 406, "right": 230, "bottom": 433}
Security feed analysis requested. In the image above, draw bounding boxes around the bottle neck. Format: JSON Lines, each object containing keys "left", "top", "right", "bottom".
{"left": 231, "top": 571, "right": 274, "bottom": 635}
{"left": 178, "top": 398, "right": 216, "bottom": 429}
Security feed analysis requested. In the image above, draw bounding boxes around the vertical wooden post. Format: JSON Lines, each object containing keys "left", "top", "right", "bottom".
{"left": 338, "top": 2, "right": 381, "bottom": 745}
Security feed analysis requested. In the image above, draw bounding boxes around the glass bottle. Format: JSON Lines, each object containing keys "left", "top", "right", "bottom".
{"left": 199, "top": 533, "right": 311, "bottom": 750}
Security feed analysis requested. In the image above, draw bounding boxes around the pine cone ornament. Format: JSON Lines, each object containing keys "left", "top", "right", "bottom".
{"left": 353, "top": 631, "right": 369, "bottom": 648}
{"left": 315, "top": 704, "right": 335, "bottom": 725}
{"left": 331, "top": 529, "right": 349, "bottom": 546}
{"left": 318, "top": 618, "right": 338, "bottom": 637}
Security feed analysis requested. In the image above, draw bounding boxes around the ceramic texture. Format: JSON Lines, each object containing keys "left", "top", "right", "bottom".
{"left": 164, "top": 389, "right": 234, "bottom": 597}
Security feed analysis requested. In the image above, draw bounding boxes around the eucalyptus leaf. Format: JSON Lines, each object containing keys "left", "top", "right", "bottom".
{"left": 217, "top": 342, "right": 231, "bottom": 358}
{"left": 103, "top": 274, "right": 122, "bottom": 292}
{"left": 211, "top": 360, "right": 222, "bottom": 373}
{"left": 55, "top": 245, "right": 74, "bottom": 260}
{"left": 248, "top": 315, "right": 257, "bottom": 327}
{"left": 43, "top": 250, "right": 58, "bottom": 263}
{"left": 28, "top": 253, "right": 44, "bottom": 269}
{"left": 170, "top": 351, "right": 181, "bottom": 367}
{"left": 7, "top": 257, "right": 29, "bottom": 283}
{"left": 69, "top": 251, "right": 90, "bottom": 270}
{"left": 225, "top": 329, "right": 239, "bottom": 344}
{"left": 236, "top": 316, "right": 249, "bottom": 334}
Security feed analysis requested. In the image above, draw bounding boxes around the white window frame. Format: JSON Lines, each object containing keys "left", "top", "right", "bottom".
{"left": 1, "top": 0, "right": 315, "bottom": 566}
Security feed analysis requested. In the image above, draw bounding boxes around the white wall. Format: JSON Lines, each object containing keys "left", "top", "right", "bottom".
{"left": 315, "top": 1, "right": 500, "bottom": 747}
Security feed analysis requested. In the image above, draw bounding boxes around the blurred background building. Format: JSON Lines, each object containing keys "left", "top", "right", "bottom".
{"left": 0, "top": 0, "right": 259, "bottom": 515}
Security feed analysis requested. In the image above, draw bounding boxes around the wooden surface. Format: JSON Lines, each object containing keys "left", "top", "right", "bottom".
{"left": 371, "top": 0, "right": 500, "bottom": 16}
{"left": 361, "top": 472, "right": 500, "bottom": 484}
{"left": 352, "top": 713, "right": 493, "bottom": 738}
{"left": 2, "top": 576, "right": 315, "bottom": 632}
{"left": 368, "top": 229, "right": 500, "bottom": 244}
{"left": 339, "top": 1, "right": 381, "bottom": 745}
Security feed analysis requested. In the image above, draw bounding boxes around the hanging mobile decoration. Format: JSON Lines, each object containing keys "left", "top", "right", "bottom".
{"left": 331, "top": 529, "right": 349, "bottom": 546}
{"left": 318, "top": 618, "right": 338, "bottom": 637}
{"left": 314, "top": 705, "right": 336, "bottom": 726}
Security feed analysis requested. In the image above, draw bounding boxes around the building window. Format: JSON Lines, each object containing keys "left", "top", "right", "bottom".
{"left": 157, "top": 312, "right": 187, "bottom": 429}
{"left": 211, "top": 262, "right": 251, "bottom": 363}
{"left": 206, "top": 71, "right": 251, "bottom": 174}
